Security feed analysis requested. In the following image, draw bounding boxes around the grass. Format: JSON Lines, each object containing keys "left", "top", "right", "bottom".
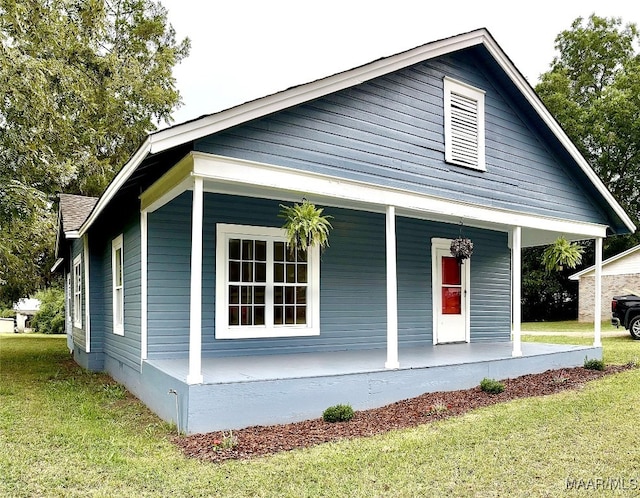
{"left": 522, "top": 320, "right": 612, "bottom": 333}
{"left": 1, "top": 331, "right": 640, "bottom": 497}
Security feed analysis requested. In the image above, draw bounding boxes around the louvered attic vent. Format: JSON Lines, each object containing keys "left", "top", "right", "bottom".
{"left": 444, "top": 77, "right": 486, "bottom": 171}
{"left": 450, "top": 92, "right": 479, "bottom": 166}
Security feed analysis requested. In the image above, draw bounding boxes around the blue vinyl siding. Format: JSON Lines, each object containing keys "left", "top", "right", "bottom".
{"left": 147, "top": 195, "right": 192, "bottom": 357}
{"left": 195, "top": 48, "right": 609, "bottom": 227}
{"left": 145, "top": 192, "right": 511, "bottom": 359}
{"left": 100, "top": 216, "right": 142, "bottom": 370}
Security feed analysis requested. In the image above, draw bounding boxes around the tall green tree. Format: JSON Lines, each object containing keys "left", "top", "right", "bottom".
{"left": 525, "top": 15, "right": 640, "bottom": 320}
{"left": 0, "top": 0, "right": 189, "bottom": 304}
{"left": 536, "top": 14, "right": 640, "bottom": 227}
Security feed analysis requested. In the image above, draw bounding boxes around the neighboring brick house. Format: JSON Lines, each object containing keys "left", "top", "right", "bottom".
{"left": 570, "top": 245, "right": 640, "bottom": 322}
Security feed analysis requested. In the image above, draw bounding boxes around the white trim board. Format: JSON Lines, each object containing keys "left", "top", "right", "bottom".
{"left": 78, "top": 28, "right": 635, "bottom": 237}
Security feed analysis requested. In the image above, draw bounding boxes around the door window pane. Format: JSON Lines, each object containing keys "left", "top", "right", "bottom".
{"left": 442, "top": 287, "right": 461, "bottom": 314}
{"left": 442, "top": 256, "right": 461, "bottom": 285}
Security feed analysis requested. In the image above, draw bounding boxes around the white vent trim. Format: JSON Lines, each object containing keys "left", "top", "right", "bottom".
{"left": 444, "top": 76, "right": 486, "bottom": 171}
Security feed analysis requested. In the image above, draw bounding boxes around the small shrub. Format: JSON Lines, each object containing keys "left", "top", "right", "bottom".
{"left": 322, "top": 404, "right": 355, "bottom": 423}
{"left": 211, "top": 431, "right": 238, "bottom": 451}
{"left": 584, "top": 357, "right": 605, "bottom": 371}
{"left": 425, "top": 401, "right": 451, "bottom": 416}
{"left": 480, "top": 377, "right": 505, "bottom": 394}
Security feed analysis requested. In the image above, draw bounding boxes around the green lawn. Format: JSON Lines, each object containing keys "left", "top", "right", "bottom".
{"left": 2, "top": 332, "right": 640, "bottom": 497}
{"left": 522, "top": 320, "right": 613, "bottom": 333}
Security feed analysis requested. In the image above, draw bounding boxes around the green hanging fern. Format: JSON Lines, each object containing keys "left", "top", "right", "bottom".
{"left": 279, "top": 199, "right": 333, "bottom": 253}
{"left": 542, "top": 236, "right": 584, "bottom": 272}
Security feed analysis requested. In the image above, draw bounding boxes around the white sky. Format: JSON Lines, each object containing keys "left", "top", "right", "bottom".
{"left": 160, "top": 0, "right": 640, "bottom": 127}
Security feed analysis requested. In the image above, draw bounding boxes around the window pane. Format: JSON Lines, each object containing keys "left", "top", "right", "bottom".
{"left": 286, "top": 248, "right": 295, "bottom": 262}
{"left": 255, "top": 240, "right": 266, "bottom": 261}
{"left": 242, "top": 262, "right": 253, "bottom": 282}
{"left": 442, "top": 257, "right": 461, "bottom": 285}
{"left": 296, "top": 306, "right": 306, "bottom": 324}
{"left": 286, "top": 264, "right": 295, "bottom": 283}
{"left": 297, "top": 264, "right": 307, "bottom": 283}
{"left": 274, "top": 286, "right": 283, "bottom": 304}
{"left": 242, "top": 239, "right": 253, "bottom": 260}
{"left": 115, "top": 248, "right": 123, "bottom": 286}
{"left": 285, "top": 287, "right": 295, "bottom": 304}
{"left": 274, "top": 242, "right": 285, "bottom": 262}
{"left": 255, "top": 262, "right": 266, "bottom": 282}
{"left": 296, "top": 286, "right": 306, "bottom": 304}
{"left": 241, "top": 286, "right": 252, "bottom": 304}
{"left": 229, "top": 261, "right": 240, "bottom": 282}
{"left": 274, "top": 263, "right": 284, "bottom": 283}
{"left": 442, "top": 287, "right": 461, "bottom": 314}
{"left": 274, "top": 306, "right": 283, "bottom": 325}
{"left": 255, "top": 286, "right": 265, "bottom": 305}
{"left": 229, "top": 285, "right": 240, "bottom": 304}
{"left": 285, "top": 306, "right": 295, "bottom": 324}
{"left": 229, "top": 306, "right": 239, "bottom": 326}
{"left": 297, "top": 249, "right": 307, "bottom": 262}
{"left": 241, "top": 306, "right": 252, "bottom": 325}
{"left": 254, "top": 306, "right": 265, "bottom": 325}
{"left": 229, "top": 239, "right": 240, "bottom": 260}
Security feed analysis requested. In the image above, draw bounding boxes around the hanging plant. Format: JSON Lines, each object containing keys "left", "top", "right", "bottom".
{"left": 279, "top": 199, "right": 333, "bottom": 254}
{"left": 542, "top": 236, "right": 584, "bottom": 272}
{"left": 450, "top": 237, "right": 474, "bottom": 263}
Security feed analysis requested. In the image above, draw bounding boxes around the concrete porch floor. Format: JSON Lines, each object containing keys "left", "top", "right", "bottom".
{"left": 140, "top": 340, "right": 601, "bottom": 432}
{"left": 146, "top": 340, "right": 598, "bottom": 385}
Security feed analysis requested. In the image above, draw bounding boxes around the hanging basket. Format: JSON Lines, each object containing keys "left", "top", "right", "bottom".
{"left": 279, "top": 199, "right": 333, "bottom": 254}
{"left": 450, "top": 237, "right": 474, "bottom": 263}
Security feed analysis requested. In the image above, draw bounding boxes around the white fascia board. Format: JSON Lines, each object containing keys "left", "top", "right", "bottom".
{"left": 79, "top": 138, "right": 152, "bottom": 236}
{"left": 569, "top": 244, "right": 640, "bottom": 280}
{"left": 50, "top": 258, "right": 64, "bottom": 273}
{"left": 192, "top": 152, "right": 608, "bottom": 239}
{"left": 481, "top": 36, "right": 635, "bottom": 234}
{"left": 64, "top": 230, "right": 80, "bottom": 239}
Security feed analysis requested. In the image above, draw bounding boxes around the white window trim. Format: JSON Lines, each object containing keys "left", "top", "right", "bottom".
{"left": 215, "top": 223, "right": 320, "bottom": 339}
{"left": 112, "top": 234, "right": 124, "bottom": 336}
{"left": 443, "top": 76, "right": 486, "bottom": 171}
{"left": 73, "top": 254, "right": 82, "bottom": 329}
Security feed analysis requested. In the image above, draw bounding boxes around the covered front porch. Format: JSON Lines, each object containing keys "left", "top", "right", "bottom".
{"left": 141, "top": 340, "right": 601, "bottom": 433}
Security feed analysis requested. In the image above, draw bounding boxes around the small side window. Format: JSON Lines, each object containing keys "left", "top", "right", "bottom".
{"left": 112, "top": 234, "right": 124, "bottom": 335}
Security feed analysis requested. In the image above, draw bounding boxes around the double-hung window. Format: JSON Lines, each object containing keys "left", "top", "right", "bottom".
{"left": 112, "top": 234, "right": 124, "bottom": 335}
{"left": 443, "top": 76, "right": 486, "bottom": 171}
{"left": 73, "top": 255, "right": 82, "bottom": 328}
{"left": 215, "top": 224, "right": 320, "bottom": 339}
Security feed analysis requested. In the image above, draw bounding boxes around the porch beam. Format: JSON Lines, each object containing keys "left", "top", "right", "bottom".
{"left": 511, "top": 226, "right": 522, "bottom": 357}
{"left": 187, "top": 176, "right": 204, "bottom": 384}
{"left": 385, "top": 205, "right": 399, "bottom": 369}
{"left": 594, "top": 237, "right": 603, "bottom": 347}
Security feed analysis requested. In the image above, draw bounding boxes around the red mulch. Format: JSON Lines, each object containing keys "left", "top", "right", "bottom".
{"left": 174, "top": 364, "right": 633, "bottom": 463}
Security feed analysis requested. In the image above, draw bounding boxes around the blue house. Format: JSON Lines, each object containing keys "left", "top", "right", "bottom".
{"left": 53, "top": 29, "right": 635, "bottom": 434}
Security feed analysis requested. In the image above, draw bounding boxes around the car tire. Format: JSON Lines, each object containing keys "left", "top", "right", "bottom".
{"left": 629, "top": 316, "right": 640, "bottom": 340}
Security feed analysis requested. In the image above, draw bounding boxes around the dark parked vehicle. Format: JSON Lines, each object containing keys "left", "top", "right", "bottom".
{"left": 611, "top": 293, "right": 640, "bottom": 339}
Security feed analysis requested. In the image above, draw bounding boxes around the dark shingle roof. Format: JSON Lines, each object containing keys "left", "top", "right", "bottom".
{"left": 59, "top": 193, "right": 98, "bottom": 233}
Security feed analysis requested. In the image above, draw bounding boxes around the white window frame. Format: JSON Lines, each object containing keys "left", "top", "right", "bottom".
{"left": 112, "top": 234, "right": 124, "bottom": 336}
{"left": 443, "top": 76, "right": 486, "bottom": 171}
{"left": 215, "top": 223, "right": 320, "bottom": 339}
{"left": 73, "top": 254, "right": 82, "bottom": 328}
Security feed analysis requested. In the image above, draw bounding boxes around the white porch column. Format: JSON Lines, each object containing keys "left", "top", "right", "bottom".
{"left": 140, "top": 210, "right": 148, "bottom": 361}
{"left": 187, "top": 176, "right": 204, "bottom": 384}
{"left": 385, "top": 205, "right": 399, "bottom": 369}
{"left": 594, "top": 237, "right": 603, "bottom": 347}
{"left": 511, "top": 226, "right": 522, "bottom": 357}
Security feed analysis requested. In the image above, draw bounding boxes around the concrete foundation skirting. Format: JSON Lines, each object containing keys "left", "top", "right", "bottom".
{"left": 137, "top": 345, "right": 601, "bottom": 434}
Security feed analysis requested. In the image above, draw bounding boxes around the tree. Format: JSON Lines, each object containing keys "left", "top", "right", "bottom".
{"left": 536, "top": 14, "right": 640, "bottom": 225}
{"left": 524, "top": 15, "right": 640, "bottom": 321}
{"left": 0, "top": 0, "right": 189, "bottom": 302}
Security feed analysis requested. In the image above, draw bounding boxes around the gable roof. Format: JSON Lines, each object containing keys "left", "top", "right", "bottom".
{"left": 58, "top": 193, "right": 99, "bottom": 233}
{"left": 569, "top": 244, "right": 640, "bottom": 280}
{"left": 79, "top": 28, "right": 636, "bottom": 236}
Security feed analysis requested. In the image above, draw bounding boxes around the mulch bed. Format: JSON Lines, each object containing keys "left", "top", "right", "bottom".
{"left": 174, "top": 364, "right": 633, "bottom": 463}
